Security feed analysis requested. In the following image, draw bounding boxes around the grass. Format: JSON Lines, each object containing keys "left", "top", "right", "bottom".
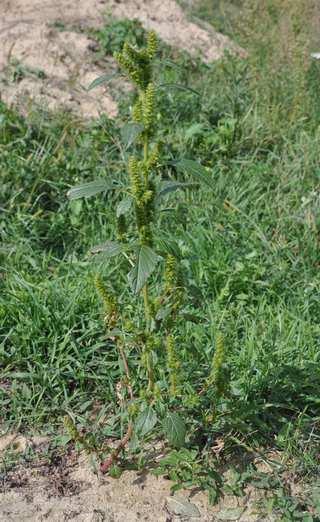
{"left": 1, "top": 2, "right": 320, "bottom": 517}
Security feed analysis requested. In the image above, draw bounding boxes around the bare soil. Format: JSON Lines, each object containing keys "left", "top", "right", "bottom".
{"left": 0, "top": 0, "right": 245, "bottom": 118}
{"left": 0, "top": 433, "right": 268, "bottom": 522}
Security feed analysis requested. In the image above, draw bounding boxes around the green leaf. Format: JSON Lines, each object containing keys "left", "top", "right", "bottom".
{"left": 181, "top": 312, "right": 201, "bottom": 323}
{"left": 69, "top": 199, "right": 83, "bottom": 216}
{"left": 158, "top": 449, "right": 196, "bottom": 468}
{"left": 128, "top": 431, "right": 139, "bottom": 451}
{"left": 109, "top": 464, "right": 122, "bottom": 478}
{"left": 128, "top": 245, "right": 161, "bottom": 294}
{"left": 121, "top": 123, "right": 144, "bottom": 149}
{"left": 163, "top": 412, "right": 186, "bottom": 448}
{"left": 185, "top": 123, "right": 204, "bottom": 140}
{"left": 157, "top": 237, "right": 181, "bottom": 258}
{"left": 69, "top": 200, "right": 83, "bottom": 225}
{"left": 155, "top": 305, "right": 172, "bottom": 321}
{"left": 155, "top": 57, "right": 182, "bottom": 71}
{"left": 166, "top": 496, "right": 200, "bottom": 518}
{"left": 106, "top": 328, "right": 122, "bottom": 337}
{"left": 135, "top": 406, "right": 158, "bottom": 437}
{"left": 87, "top": 73, "right": 116, "bottom": 91}
{"left": 116, "top": 197, "right": 132, "bottom": 218}
{"left": 90, "top": 240, "right": 125, "bottom": 258}
{"left": 159, "top": 83, "right": 200, "bottom": 96}
{"left": 67, "top": 180, "right": 115, "bottom": 200}
{"left": 173, "top": 159, "right": 214, "bottom": 188}
{"left": 158, "top": 180, "right": 198, "bottom": 198}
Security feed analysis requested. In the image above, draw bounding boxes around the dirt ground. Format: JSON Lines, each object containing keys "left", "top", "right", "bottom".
{"left": 0, "top": 433, "right": 269, "bottom": 522}
{"left": 0, "top": 0, "right": 245, "bottom": 118}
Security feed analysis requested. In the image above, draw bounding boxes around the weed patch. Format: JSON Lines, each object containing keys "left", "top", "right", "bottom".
{"left": 1, "top": 2, "right": 320, "bottom": 517}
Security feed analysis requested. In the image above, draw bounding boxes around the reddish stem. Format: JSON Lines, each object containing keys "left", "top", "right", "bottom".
{"left": 100, "top": 340, "right": 134, "bottom": 474}
{"left": 100, "top": 422, "right": 133, "bottom": 473}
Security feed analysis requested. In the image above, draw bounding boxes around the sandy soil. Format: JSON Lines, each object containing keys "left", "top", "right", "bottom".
{"left": 0, "top": 0, "right": 245, "bottom": 118}
{"left": 0, "top": 434, "right": 268, "bottom": 522}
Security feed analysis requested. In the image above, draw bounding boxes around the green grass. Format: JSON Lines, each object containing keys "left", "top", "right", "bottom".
{"left": 1, "top": 4, "right": 320, "bottom": 517}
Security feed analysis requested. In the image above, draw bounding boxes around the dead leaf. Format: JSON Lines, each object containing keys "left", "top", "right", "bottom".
{"left": 216, "top": 507, "right": 246, "bottom": 521}
{"left": 166, "top": 495, "right": 201, "bottom": 518}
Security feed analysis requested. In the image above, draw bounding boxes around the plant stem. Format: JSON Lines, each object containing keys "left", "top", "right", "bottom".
{"left": 142, "top": 133, "right": 153, "bottom": 390}
{"left": 100, "top": 422, "right": 133, "bottom": 473}
{"left": 143, "top": 139, "right": 148, "bottom": 183}
{"left": 101, "top": 340, "right": 133, "bottom": 473}
{"left": 143, "top": 284, "right": 150, "bottom": 325}
{"left": 142, "top": 134, "right": 150, "bottom": 328}
{"left": 118, "top": 341, "right": 133, "bottom": 402}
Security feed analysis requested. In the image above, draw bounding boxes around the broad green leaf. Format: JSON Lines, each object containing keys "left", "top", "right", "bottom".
{"left": 159, "top": 83, "right": 200, "bottom": 96}
{"left": 174, "top": 159, "right": 214, "bottom": 188}
{"left": 69, "top": 200, "right": 83, "bottom": 225}
{"left": 157, "top": 237, "right": 181, "bottom": 258}
{"left": 158, "top": 449, "right": 196, "bottom": 467}
{"left": 69, "top": 199, "right": 83, "bottom": 216}
{"left": 135, "top": 406, "right": 158, "bottom": 437}
{"left": 67, "top": 180, "right": 115, "bottom": 200}
{"left": 155, "top": 305, "right": 172, "bottom": 321}
{"left": 116, "top": 197, "right": 132, "bottom": 218}
{"left": 90, "top": 240, "right": 125, "bottom": 258}
{"left": 158, "top": 180, "right": 198, "bottom": 198}
{"left": 185, "top": 123, "right": 204, "bottom": 140}
{"left": 163, "top": 412, "right": 186, "bottom": 448}
{"left": 128, "top": 245, "right": 161, "bottom": 294}
{"left": 166, "top": 496, "right": 200, "bottom": 518}
{"left": 128, "top": 431, "right": 139, "bottom": 451}
{"left": 87, "top": 73, "right": 116, "bottom": 91}
{"left": 121, "top": 123, "right": 144, "bottom": 149}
